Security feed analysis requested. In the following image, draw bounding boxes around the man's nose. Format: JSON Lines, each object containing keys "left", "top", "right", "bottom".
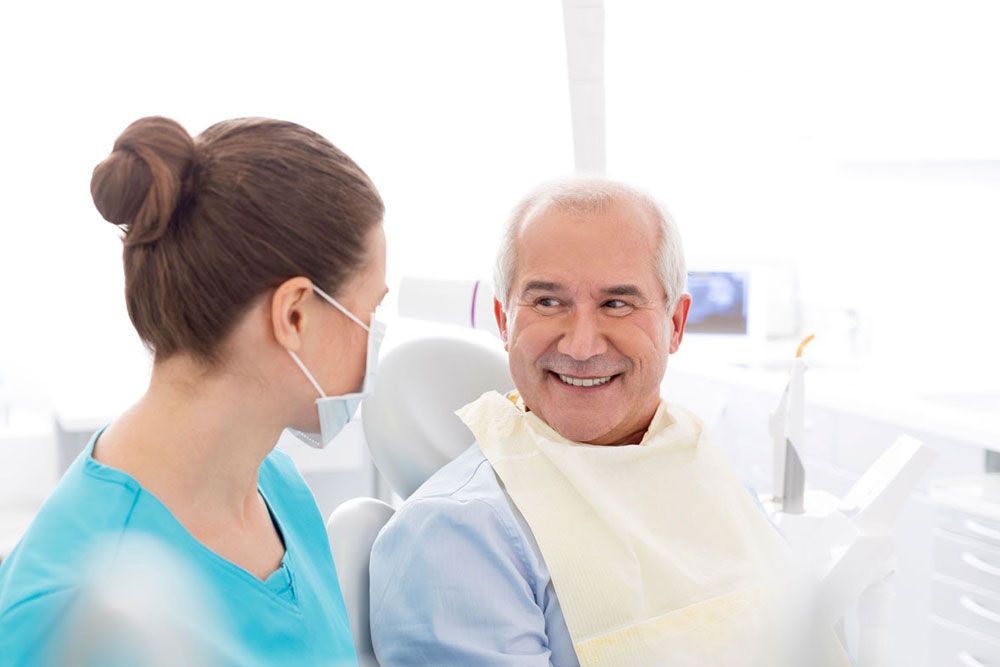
{"left": 556, "top": 309, "right": 608, "bottom": 361}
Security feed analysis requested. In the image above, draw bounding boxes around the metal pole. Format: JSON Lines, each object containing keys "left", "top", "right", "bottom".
{"left": 561, "top": 0, "right": 606, "bottom": 174}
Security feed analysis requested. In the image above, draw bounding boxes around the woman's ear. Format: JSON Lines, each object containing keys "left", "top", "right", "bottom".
{"left": 271, "top": 277, "right": 316, "bottom": 352}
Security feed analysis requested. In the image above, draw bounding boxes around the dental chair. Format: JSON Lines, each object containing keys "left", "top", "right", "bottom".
{"left": 325, "top": 336, "right": 513, "bottom": 667}
{"left": 327, "top": 331, "right": 932, "bottom": 667}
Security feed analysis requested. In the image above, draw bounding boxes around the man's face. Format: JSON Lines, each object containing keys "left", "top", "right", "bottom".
{"left": 495, "top": 199, "right": 691, "bottom": 445}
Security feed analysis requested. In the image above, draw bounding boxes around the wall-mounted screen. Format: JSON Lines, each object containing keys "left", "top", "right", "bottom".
{"left": 686, "top": 271, "right": 749, "bottom": 335}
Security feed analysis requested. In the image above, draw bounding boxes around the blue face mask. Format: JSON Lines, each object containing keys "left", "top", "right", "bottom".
{"left": 286, "top": 285, "right": 386, "bottom": 449}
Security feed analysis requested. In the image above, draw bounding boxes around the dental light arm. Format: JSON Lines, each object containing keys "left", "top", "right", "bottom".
{"left": 398, "top": 277, "right": 500, "bottom": 338}
{"left": 562, "top": 0, "right": 606, "bottom": 173}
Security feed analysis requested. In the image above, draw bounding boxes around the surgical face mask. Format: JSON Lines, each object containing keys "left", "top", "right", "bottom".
{"left": 286, "top": 285, "right": 387, "bottom": 449}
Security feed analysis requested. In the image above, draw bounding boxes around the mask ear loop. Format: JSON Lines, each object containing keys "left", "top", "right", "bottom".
{"left": 312, "top": 285, "right": 371, "bottom": 332}
{"left": 287, "top": 283, "right": 373, "bottom": 399}
{"left": 287, "top": 350, "right": 328, "bottom": 398}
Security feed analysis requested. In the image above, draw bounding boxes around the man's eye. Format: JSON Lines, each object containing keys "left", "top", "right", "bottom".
{"left": 604, "top": 299, "right": 629, "bottom": 309}
{"left": 536, "top": 297, "right": 561, "bottom": 308}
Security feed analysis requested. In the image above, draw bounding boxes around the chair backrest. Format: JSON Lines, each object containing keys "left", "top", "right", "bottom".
{"left": 326, "top": 497, "right": 395, "bottom": 667}
{"left": 362, "top": 335, "right": 513, "bottom": 499}
{"left": 328, "top": 335, "right": 512, "bottom": 665}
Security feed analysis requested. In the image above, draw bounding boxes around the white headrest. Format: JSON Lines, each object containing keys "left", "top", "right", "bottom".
{"left": 326, "top": 497, "right": 395, "bottom": 667}
{"left": 362, "top": 336, "right": 513, "bottom": 499}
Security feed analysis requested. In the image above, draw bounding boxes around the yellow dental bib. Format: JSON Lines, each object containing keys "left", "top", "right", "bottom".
{"left": 456, "top": 391, "right": 836, "bottom": 667}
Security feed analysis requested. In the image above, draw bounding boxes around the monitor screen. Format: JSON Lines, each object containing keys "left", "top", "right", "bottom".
{"left": 686, "top": 271, "right": 749, "bottom": 335}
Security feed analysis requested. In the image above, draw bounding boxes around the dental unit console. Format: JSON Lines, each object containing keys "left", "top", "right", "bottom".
{"left": 767, "top": 336, "right": 937, "bottom": 666}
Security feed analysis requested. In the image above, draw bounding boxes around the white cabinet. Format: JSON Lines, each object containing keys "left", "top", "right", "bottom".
{"left": 931, "top": 477, "right": 1000, "bottom": 651}
{"left": 930, "top": 616, "right": 1000, "bottom": 667}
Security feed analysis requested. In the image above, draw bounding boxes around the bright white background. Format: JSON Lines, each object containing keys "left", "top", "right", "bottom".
{"left": 0, "top": 0, "right": 997, "bottom": 419}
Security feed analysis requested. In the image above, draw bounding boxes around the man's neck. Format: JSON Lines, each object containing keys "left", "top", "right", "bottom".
{"left": 585, "top": 417, "right": 656, "bottom": 446}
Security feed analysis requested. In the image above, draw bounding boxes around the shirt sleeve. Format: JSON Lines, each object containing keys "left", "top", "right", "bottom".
{"left": 369, "top": 495, "right": 555, "bottom": 667}
{"left": 0, "top": 588, "right": 75, "bottom": 667}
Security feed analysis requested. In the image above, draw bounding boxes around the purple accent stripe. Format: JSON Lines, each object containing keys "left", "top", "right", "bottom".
{"left": 470, "top": 280, "right": 480, "bottom": 329}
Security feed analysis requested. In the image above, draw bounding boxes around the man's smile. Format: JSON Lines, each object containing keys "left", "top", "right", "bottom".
{"left": 546, "top": 370, "right": 622, "bottom": 392}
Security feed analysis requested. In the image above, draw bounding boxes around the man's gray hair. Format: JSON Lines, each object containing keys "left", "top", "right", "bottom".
{"left": 493, "top": 177, "right": 687, "bottom": 314}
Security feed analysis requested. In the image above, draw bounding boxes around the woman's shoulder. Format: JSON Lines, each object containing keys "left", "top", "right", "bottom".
{"left": 0, "top": 448, "right": 143, "bottom": 620}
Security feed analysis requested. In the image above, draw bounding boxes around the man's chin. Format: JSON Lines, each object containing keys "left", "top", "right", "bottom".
{"left": 518, "top": 380, "right": 630, "bottom": 443}
{"left": 544, "top": 412, "right": 621, "bottom": 445}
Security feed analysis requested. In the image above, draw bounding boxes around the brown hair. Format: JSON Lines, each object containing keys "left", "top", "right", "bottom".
{"left": 91, "top": 116, "right": 384, "bottom": 364}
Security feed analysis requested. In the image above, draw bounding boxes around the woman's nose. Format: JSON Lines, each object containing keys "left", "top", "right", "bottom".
{"left": 556, "top": 310, "right": 608, "bottom": 361}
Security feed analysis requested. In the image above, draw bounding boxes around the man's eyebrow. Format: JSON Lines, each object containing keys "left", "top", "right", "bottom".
{"left": 602, "top": 284, "right": 646, "bottom": 298}
{"left": 521, "top": 281, "right": 565, "bottom": 294}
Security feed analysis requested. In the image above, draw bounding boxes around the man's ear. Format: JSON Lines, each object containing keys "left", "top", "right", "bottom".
{"left": 494, "top": 298, "right": 510, "bottom": 350}
{"left": 271, "top": 277, "right": 315, "bottom": 351}
{"left": 668, "top": 293, "right": 692, "bottom": 354}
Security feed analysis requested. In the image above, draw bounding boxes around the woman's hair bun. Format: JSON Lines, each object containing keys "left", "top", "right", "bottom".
{"left": 91, "top": 116, "right": 197, "bottom": 245}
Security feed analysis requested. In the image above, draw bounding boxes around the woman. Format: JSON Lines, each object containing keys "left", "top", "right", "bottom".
{"left": 0, "top": 116, "right": 387, "bottom": 665}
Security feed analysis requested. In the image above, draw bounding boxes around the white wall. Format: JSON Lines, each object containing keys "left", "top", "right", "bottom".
{"left": 0, "top": 0, "right": 995, "bottom": 417}
{"left": 605, "top": 0, "right": 1000, "bottom": 383}
{"left": 0, "top": 0, "right": 572, "bottom": 415}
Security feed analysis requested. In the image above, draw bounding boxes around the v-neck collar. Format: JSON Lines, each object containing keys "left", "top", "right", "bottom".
{"left": 83, "top": 427, "right": 299, "bottom": 610}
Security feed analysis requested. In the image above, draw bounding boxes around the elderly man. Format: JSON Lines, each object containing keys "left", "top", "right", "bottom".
{"left": 369, "top": 179, "right": 809, "bottom": 667}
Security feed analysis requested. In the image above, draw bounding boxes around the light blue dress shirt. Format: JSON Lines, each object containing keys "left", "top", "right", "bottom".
{"left": 0, "top": 429, "right": 357, "bottom": 667}
{"left": 369, "top": 443, "right": 773, "bottom": 667}
{"left": 370, "top": 445, "right": 581, "bottom": 667}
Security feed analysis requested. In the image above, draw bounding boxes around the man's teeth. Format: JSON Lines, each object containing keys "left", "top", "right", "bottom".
{"left": 557, "top": 373, "right": 613, "bottom": 387}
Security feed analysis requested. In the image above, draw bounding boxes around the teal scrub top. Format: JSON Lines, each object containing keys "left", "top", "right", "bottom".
{"left": 0, "top": 430, "right": 358, "bottom": 667}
